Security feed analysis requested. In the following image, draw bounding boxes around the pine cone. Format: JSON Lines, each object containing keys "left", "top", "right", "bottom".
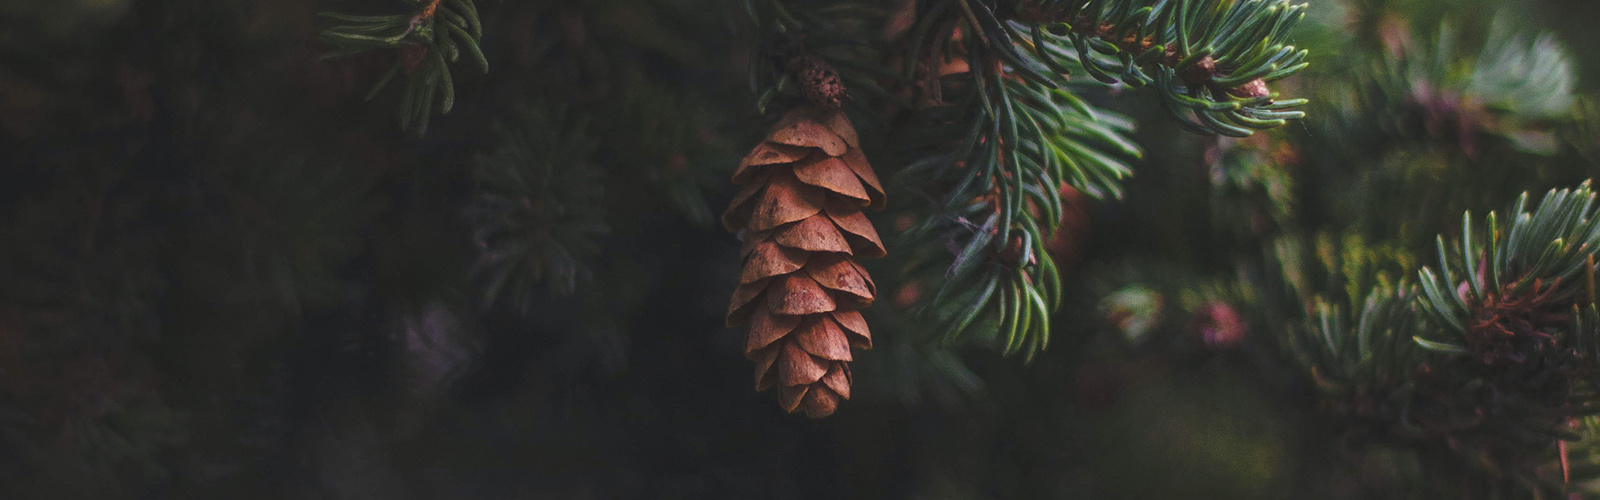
{"left": 723, "top": 107, "right": 884, "bottom": 418}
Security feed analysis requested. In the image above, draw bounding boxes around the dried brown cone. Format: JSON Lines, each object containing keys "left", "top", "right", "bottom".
{"left": 723, "top": 106, "right": 885, "bottom": 418}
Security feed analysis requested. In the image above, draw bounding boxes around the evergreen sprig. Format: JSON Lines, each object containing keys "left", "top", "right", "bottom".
{"left": 898, "top": 0, "right": 1310, "bottom": 356}
{"left": 319, "top": 0, "right": 488, "bottom": 133}
{"left": 898, "top": 76, "right": 1140, "bottom": 358}
{"left": 1282, "top": 184, "right": 1600, "bottom": 497}
{"left": 1286, "top": 278, "right": 1428, "bottom": 421}
{"left": 467, "top": 104, "right": 609, "bottom": 312}
{"left": 1006, "top": 0, "right": 1311, "bottom": 136}
{"left": 886, "top": 0, "right": 1124, "bottom": 357}
{"left": 1415, "top": 182, "right": 1600, "bottom": 355}
{"left": 1275, "top": 232, "right": 1425, "bottom": 429}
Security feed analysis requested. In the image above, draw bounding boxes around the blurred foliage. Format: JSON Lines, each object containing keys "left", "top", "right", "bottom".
{"left": 468, "top": 103, "right": 607, "bottom": 308}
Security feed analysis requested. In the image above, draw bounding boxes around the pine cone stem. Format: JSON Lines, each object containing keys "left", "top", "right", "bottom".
{"left": 786, "top": 54, "right": 850, "bottom": 112}
{"left": 769, "top": 37, "right": 851, "bottom": 112}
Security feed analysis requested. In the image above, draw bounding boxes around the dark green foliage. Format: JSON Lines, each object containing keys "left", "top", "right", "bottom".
{"left": 1299, "top": 9, "right": 1586, "bottom": 253}
{"left": 1117, "top": 2, "right": 1600, "bottom": 496}
{"left": 1013, "top": 0, "right": 1311, "bottom": 136}
{"left": 212, "top": 158, "right": 386, "bottom": 313}
{"left": 1287, "top": 280, "right": 1426, "bottom": 416}
{"left": 1274, "top": 185, "right": 1600, "bottom": 497}
{"left": 897, "top": 77, "right": 1139, "bottom": 358}
{"left": 887, "top": 0, "right": 1310, "bottom": 356}
{"left": 1283, "top": 233, "right": 1424, "bottom": 403}
{"left": 595, "top": 79, "right": 726, "bottom": 228}
{"left": 468, "top": 104, "right": 608, "bottom": 309}
{"left": 319, "top": 0, "right": 488, "bottom": 133}
{"left": 1416, "top": 183, "right": 1600, "bottom": 352}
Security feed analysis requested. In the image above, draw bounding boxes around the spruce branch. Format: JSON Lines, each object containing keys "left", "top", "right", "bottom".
{"left": 1286, "top": 278, "right": 1428, "bottom": 423}
{"left": 1279, "top": 233, "right": 1424, "bottom": 423}
{"left": 318, "top": 0, "right": 488, "bottom": 134}
{"left": 1468, "top": 22, "right": 1577, "bottom": 122}
{"left": 888, "top": 0, "right": 1311, "bottom": 357}
{"left": 1415, "top": 182, "right": 1600, "bottom": 357}
{"left": 1002, "top": 0, "right": 1312, "bottom": 137}
{"left": 893, "top": 4, "right": 1143, "bottom": 357}
{"left": 897, "top": 75, "right": 1138, "bottom": 358}
{"left": 1284, "top": 184, "right": 1600, "bottom": 496}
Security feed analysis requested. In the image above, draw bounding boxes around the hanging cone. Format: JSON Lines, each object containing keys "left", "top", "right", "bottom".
{"left": 724, "top": 106, "right": 885, "bottom": 418}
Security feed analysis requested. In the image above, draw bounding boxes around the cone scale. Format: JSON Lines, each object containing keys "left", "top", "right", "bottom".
{"left": 724, "top": 106, "right": 884, "bottom": 418}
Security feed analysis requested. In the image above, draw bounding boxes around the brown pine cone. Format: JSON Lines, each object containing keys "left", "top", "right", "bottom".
{"left": 723, "top": 106, "right": 885, "bottom": 418}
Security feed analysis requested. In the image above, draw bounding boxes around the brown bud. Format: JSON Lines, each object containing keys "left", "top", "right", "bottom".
{"left": 1180, "top": 56, "right": 1217, "bottom": 83}
{"left": 1227, "top": 78, "right": 1271, "bottom": 99}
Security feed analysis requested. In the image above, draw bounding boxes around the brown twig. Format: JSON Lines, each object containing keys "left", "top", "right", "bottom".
{"left": 770, "top": 37, "right": 851, "bottom": 112}
{"left": 418, "top": 0, "right": 442, "bottom": 24}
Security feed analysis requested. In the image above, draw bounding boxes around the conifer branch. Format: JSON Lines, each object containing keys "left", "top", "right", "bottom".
{"left": 319, "top": 0, "right": 488, "bottom": 134}
{"left": 1004, "top": 0, "right": 1311, "bottom": 137}
{"left": 1286, "top": 183, "right": 1600, "bottom": 496}
{"left": 897, "top": 74, "right": 1138, "bottom": 358}
{"left": 1415, "top": 182, "right": 1600, "bottom": 356}
{"left": 1287, "top": 278, "right": 1428, "bottom": 421}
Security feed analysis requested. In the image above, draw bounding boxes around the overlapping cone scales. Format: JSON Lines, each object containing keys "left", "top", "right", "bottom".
{"left": 806, "top": 254, "right": 875, "bottom": 305}
{"left": 724, "top": 106, "right": 883, "bottom": 419}
{"left": 793, "top": 315, "right": 853, "bottom": 361}
{"left": 794, "top": 155, "right": 871, "bottom": 204}
{"left": 767, "top": 275, "right": 836, "bottom": 315}
{"left": 776, "top": 215, "right": 851, "bottom": 253}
